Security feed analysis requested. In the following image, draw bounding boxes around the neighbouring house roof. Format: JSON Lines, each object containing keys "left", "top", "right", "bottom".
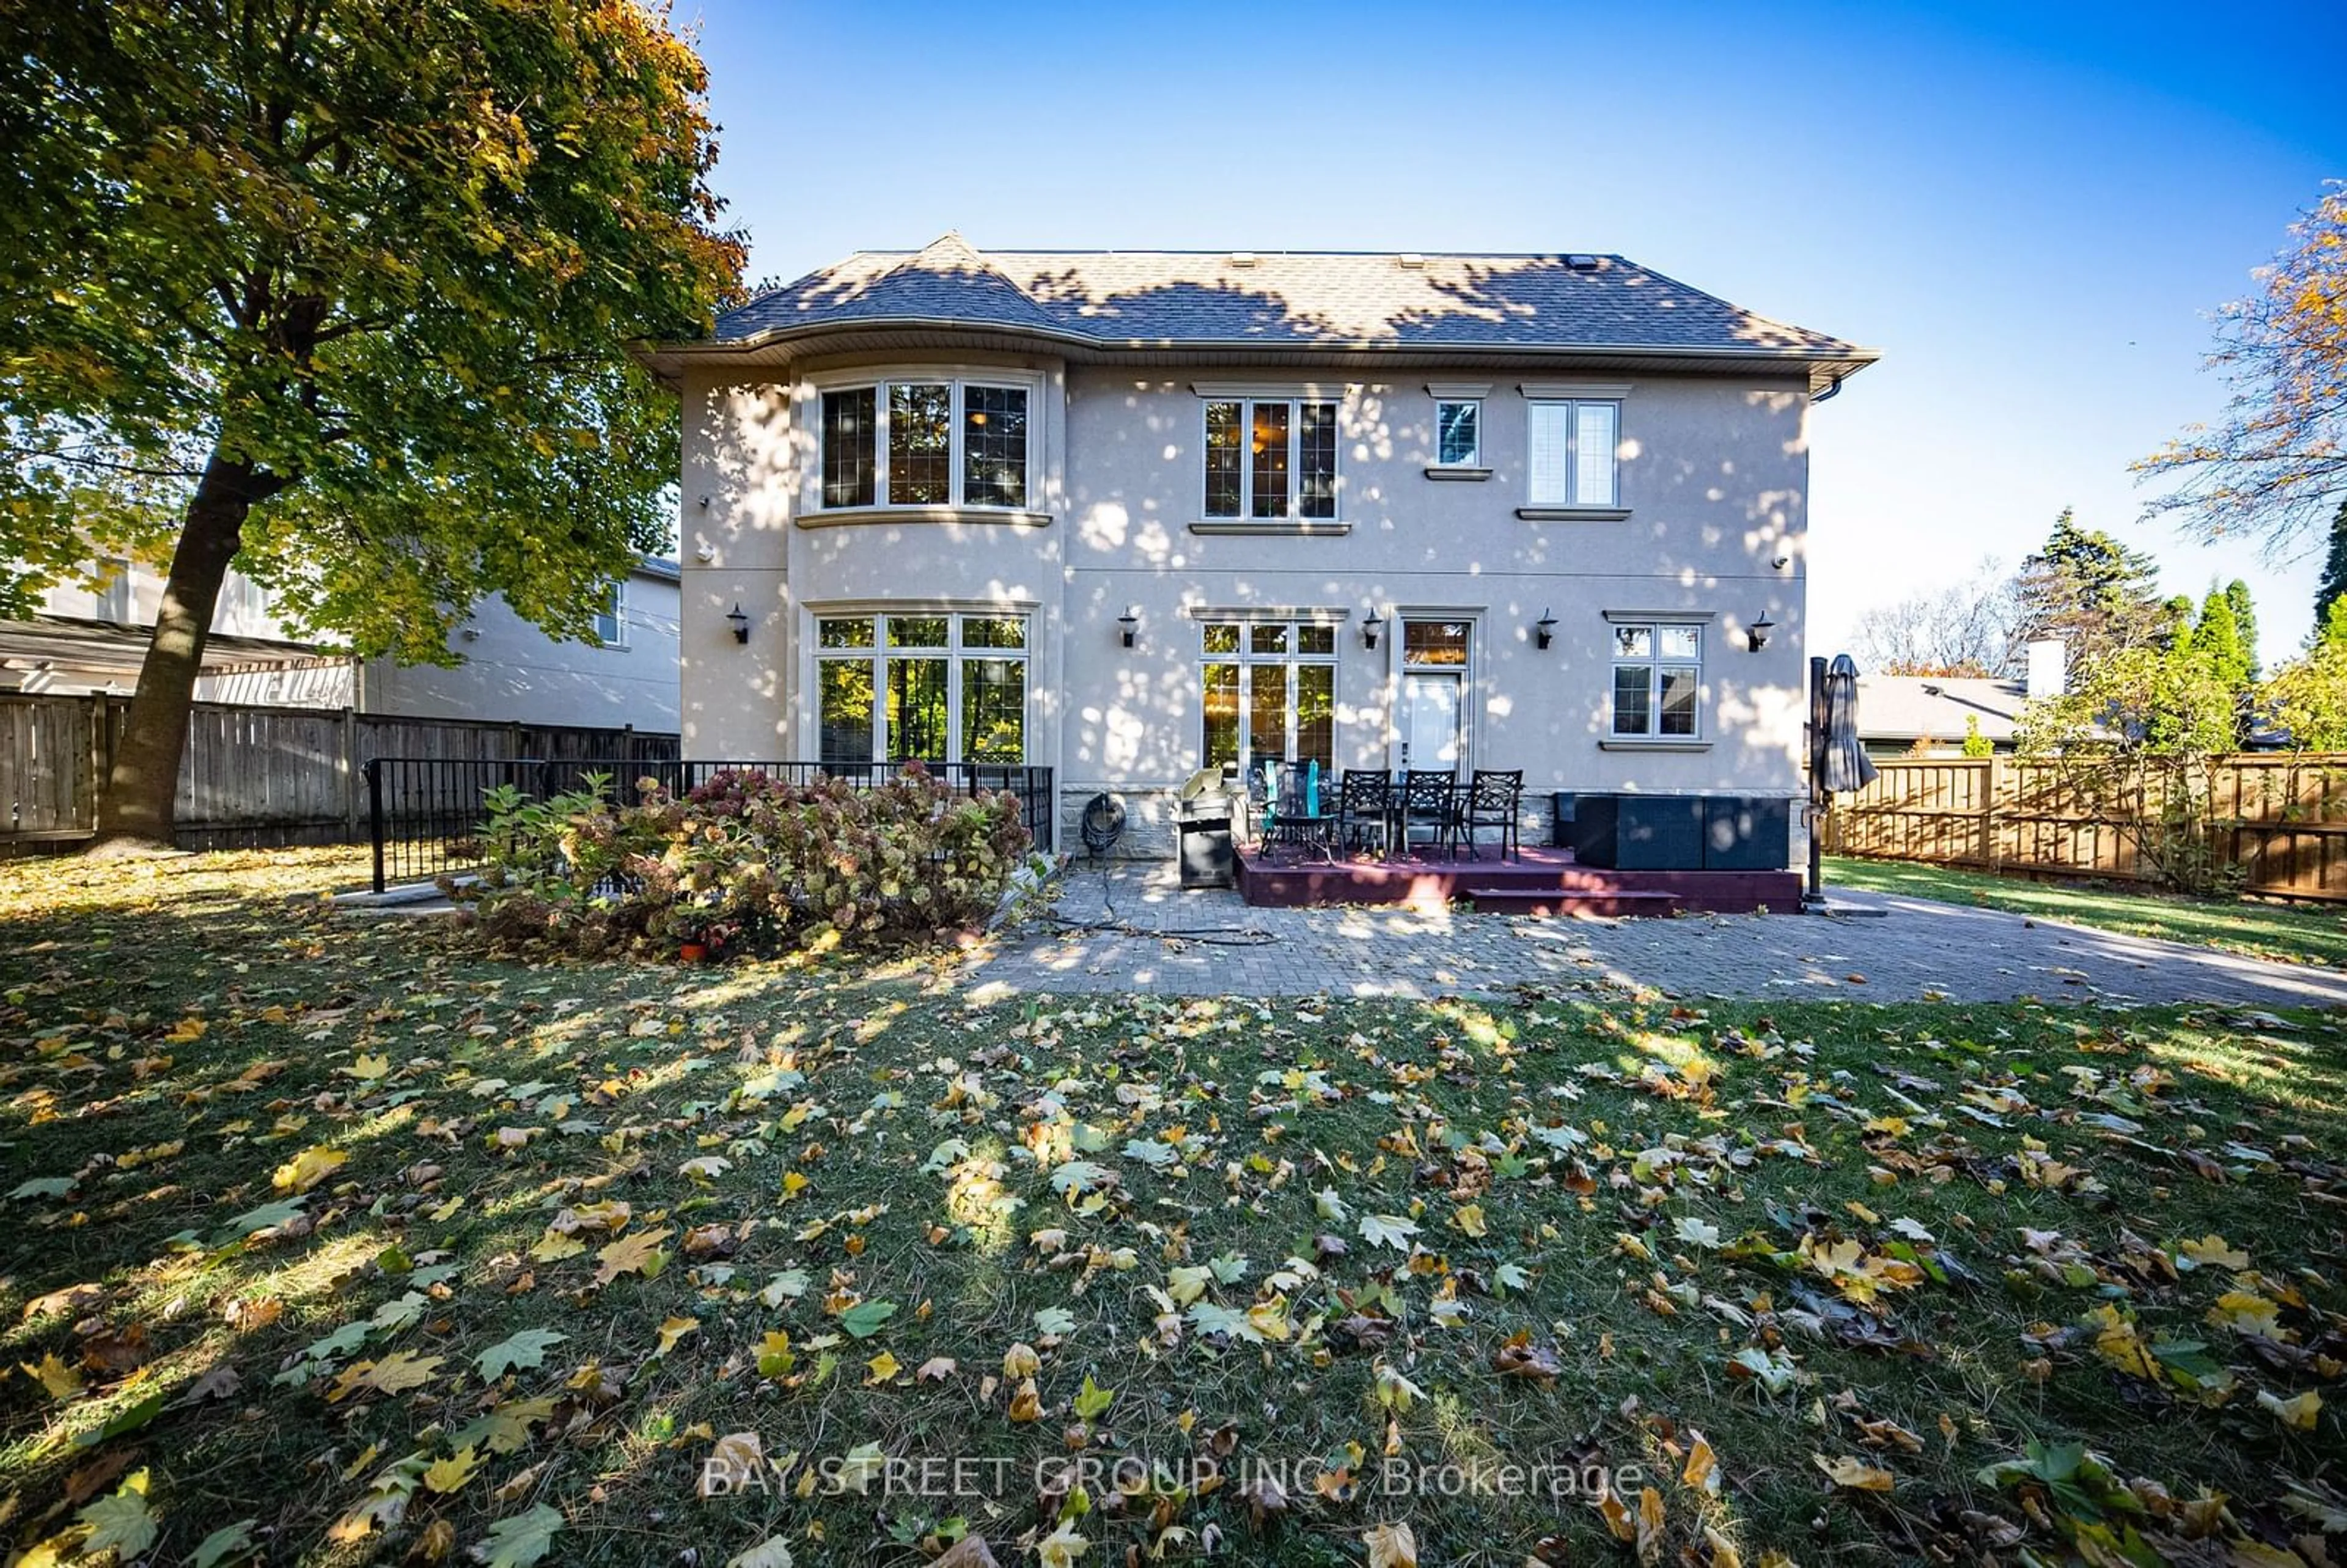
{"left": 633, "top": 556, "right": 681, "bottom": 584}
{"left": 645, "top": 233, "right": 1878, "bottom": 388}
{"left": 1856, "top": 675, "right": 2029, "bottom": 746}
{"left": 0, "top": 615, "right": 343, "bottom": 693}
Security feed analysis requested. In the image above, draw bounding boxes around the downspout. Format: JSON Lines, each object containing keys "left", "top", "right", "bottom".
{"left": 1810, "top": 375, "right": 1844, "bottom": 405}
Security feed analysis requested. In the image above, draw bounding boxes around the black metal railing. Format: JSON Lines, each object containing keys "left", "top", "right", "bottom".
{"left": 362, "top": 756, "right": 1056, "bottom": 893}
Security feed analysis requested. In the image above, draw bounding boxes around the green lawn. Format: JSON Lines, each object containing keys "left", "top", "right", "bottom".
{"left": 1827, "top": 854, "right": 2347, "bottom": 971}
{"left": 3, "top": 849, "right": 2343, "bottom": 1567}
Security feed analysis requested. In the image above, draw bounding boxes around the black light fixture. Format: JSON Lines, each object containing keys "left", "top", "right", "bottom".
{"left": 1746, "top": 613, "right": 1774, "bottom": 653}
{"left": 1534, "top": 609, "right": 1557, "bottom": 651}
{"left": 1362, "top": 608, "right": 1384, "bottom": 650}
{"left": 1117, "top": 607, "right": 1140, "bottom": 649}
{"left": 725, "top": 603, "right": 750, "bottom": 644}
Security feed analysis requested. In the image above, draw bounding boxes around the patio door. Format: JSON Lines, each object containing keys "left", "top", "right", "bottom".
{"left": 1400, "top": 672, "right": 1462, "bottom": 771}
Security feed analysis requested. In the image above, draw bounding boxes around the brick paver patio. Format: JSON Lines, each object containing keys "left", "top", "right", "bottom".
{"left": 961, "top": 864, "right": 2347, "bottom": 1009}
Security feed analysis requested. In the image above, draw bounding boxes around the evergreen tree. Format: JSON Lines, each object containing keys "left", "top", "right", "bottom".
{"left": 2193, "top": 584, "right": 2252, "bottom": 692}
{"left": 2316, "top": 499, "right": 2347, "bottom": 634}
{"left": 2224, "top": 579, "right": 2260, "bottom": 679}
{"left": 2016, "top": 508, "right": 2169, "bottom": 670}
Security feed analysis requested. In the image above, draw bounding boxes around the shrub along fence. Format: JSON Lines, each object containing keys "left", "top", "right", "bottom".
{"left": 365, "top": 757, "right": 1057, "bottom": 893}
{"left": 0, "top": 692, "right": 678, "bottom": 855}
{"left": 1821, "top": 754, "right": 2347, "bottom": 901}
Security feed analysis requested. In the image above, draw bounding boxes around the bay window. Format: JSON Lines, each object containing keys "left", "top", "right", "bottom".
{"left": 815, "top": 612, "right": 1029, "bottom": 765}
{"left": 1202, "top": 398, "right": 1339, "bottom": 519}
{"left": 817, "top": 378, "right": 1032, "bottom": 511}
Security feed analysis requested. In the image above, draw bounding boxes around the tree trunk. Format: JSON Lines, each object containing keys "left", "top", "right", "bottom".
{"left": 90, "top": 450, "right": 271, "bottom": 850}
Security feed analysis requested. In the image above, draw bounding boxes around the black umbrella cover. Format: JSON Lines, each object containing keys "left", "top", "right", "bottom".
{"left": 1819, "top": 654, "right": 1880, "bottom": 795}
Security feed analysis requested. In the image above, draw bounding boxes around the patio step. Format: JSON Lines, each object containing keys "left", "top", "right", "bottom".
{"left": 1463, "top": 887, "right": 1681, "bottom": 918}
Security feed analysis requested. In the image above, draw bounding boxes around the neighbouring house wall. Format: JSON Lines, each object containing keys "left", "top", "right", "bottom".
{"left": 40, "top": 560, "right": 301, "bottom": 642}
{"left": 679, "top": 362, "right": 1815, "bottom": 858}
{"left": 361, "top": 572, "right": 681, "bottom": 732}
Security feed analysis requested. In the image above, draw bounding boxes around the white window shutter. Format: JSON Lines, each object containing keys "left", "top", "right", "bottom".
{"left": 1527, "top": 403, "right": 1570, "bottom": 504}
{"left": 1574, "top": 402, "right": 1618, "bottom": 507}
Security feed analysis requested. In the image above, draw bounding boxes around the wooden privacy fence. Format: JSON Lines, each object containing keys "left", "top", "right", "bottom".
{"left": 0, "top": 692, "right": 678, "bottom": 852}
{"left": 1822, "top": 754, "right": 2347, "bottom": 901}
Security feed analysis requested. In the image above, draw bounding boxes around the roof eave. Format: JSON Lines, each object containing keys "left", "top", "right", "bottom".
{"left": 637, "top": 320, "right": 1880, "bottom": 391}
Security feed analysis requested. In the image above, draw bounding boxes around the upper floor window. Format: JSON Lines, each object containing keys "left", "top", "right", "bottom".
{"left": 592, "top": 581, "right": 627, "bottom": 647}
{"left": 1527, "top": 397, "right": 1620, "bottom": 508}
{"left": 818, "top": 378, "right": 1030, "bottom": 511}
{"left": 1434, "top": 399, "right": 1481, "bottom": 467}
{"left": 96, "top": 556, "right": 133, "bottom": 622}
{"left": 1203, "top": 398, "right": 1338, "bottom": 519}
{"left": 1610, "top": 621, "right": 1701, "bottom": 738}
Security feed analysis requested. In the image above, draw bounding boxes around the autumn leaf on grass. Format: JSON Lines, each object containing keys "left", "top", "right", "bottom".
{"left": 23, "top": 1352, "right": 83, "bottom": 1401}
{"left": 330, "top": 1352, "right": 444, "bottom": 1403}
{"left": 727, "top": 1539, "right": 796, "bottom": 1568}
{"left": 1682, "top": 1431, "right": 1721, "bottom": 1495}
{"left": 1813, "top": 1454, "right": 1895, "bottom": 1492}
{"left": 1673, "top": 1215, "right": 1722, "bottom": 1250}
{"left": 472, "top": 1503, "right": 564, "bottom": 1567}
{"left": 700, "top": 1432, "right": 764, "bottom": 1498}
{"left": 865, "top": 1350, "right": 902, "bottom": 1385}
{"left": 655, "top": 1317, "right": 701, "bottom": 1357}
{"left": 1363, "top": 1520, "right": 1417, "bottom": 1567}
{"left": 1007, "top": 1377, "right": 1044, "bottom": 1423}
{"left": 1032, "top": 1305, "right": 1076, "bottom": 1338}
{"left": 425, "top": 1446, "right": 484, "bottom": 1494}
{"left": 273, "top": 1145, "right": 347, "bottom": 1194}
{"left": 77, "top": 1468, "right": 156, "bottom": 1562}
{"left": 916, "top": 1357, "right": 957, "bottom": 1382}
{"left": 1359, "top": 1214, "right": 1420, "bottom": 1251}
{"left": 2257, "top": 1388, "right": 2323, "bottom": 1431}
{"left": 191, "top": 1519, "right": 259, "bottom": 1568}
{"left": 1035, "top": 1522, "right": 1089, "bottom": 1568}
{"left": 2178, "top": 1234, "right": 2249, "bottom": 1270}
{"left": 836, "top": 1299, "right": 897, "bottom": 1339}
{"left": 593, "top": 1228, "right": 672, "bottom": 1287}
{"left": 476, "top": 1330, "right": 568, "bottom": 1382}
{"left": 1073, "top": 1373, "right": 1114, "bottom": 1420}
{"left": 678, "top": 1156, "right": 731, "bottom": 1182}
{"left": 1490, "top": 1332, "right": 1560, "bottom": 1384}
{"left": 1450, "top": 1203, "right": 1487, "bottom": 1239}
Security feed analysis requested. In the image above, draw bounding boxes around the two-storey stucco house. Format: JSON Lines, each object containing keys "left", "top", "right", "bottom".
{"left": 645, "top": 235, "right": 1876, "bottom": 863}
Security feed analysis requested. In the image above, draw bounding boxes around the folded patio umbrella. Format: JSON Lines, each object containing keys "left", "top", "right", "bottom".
{"left": 1818, "top": 654, "right": 1879, "bottom": 795}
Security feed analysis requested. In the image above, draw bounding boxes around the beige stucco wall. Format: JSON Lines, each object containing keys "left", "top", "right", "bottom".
{"left": 678, "top": 360, "right": 1816, "bottom": 857}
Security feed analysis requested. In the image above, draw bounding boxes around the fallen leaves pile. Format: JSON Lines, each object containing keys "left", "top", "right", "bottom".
{"left": 1, "top": 849, "right": 2343, "bottom": 1566}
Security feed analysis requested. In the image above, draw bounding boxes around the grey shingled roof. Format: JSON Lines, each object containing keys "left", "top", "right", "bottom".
{"left": 705, "top": 233, "right": 1868, "bottom": 359}
{"left": 1856, "top": 676, "right": 2029, "bottom": 744}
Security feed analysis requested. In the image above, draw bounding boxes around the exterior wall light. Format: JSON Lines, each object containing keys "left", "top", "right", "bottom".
{"left": 1747, "top": 614, "right": 1774, "bottom": 653}
{"left": 725, "top": 603, "right": 750, "bottom": 644}
{"left": 1363, "top": 609, "right": 1384, "bottom": 650}
{"left": 1534, "top": 609, "right": 1557, "bottom": 651}
{"left": 1118, "top": 607, "right": 1140, "bottom": 649}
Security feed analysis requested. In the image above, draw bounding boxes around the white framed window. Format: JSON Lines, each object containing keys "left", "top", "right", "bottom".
{"left": 95, "top": 557, "right": 133, "bottom": 622}
{"left": 1609, "top": 621, "right": 1702, "bottom": 738}
{"left": 814, "top": 611, "right": 1029, "bottom": 766}
{"left": 1202, "top": 399, "right": 1339, "bottom": 520}
{"left": 592, "top": 580, "right": 627, "bottom": 647}
{"left": 1433, "top": 400, "right": 1481, "bottom": 468}
{"left": 817, "top": 377, "right": 1032, "bottom": 511}
{"left": 1200, "top": 620, "right": 1338, "bottom": 773}
{"left": 1527, "top": 397, "right": 1621, "bottom": 508}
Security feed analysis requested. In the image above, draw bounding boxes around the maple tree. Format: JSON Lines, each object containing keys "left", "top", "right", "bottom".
{"left": 0, "top": 1, "right": 744, "bottom": 846}
{"left": 2140, "top": 181, "right": 2347, "bottom": 554}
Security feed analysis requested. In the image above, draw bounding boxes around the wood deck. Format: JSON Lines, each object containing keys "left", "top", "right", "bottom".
{"left": 1233, "top": 843, "right": 1801, "bottom": 916}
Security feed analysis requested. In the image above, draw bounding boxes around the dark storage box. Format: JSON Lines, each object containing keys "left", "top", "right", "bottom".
{"left": 1701, "top": 796, "right": 1791, "bottom": 870}
{"left": 1573, "top": 794, "right": 1707, "bottom": 870}
{"left": 1176, "top": 791, "right": 1235, "bottom": 890}
{"left": 1551, "top": 792, "right": 1577, "bottom": 849}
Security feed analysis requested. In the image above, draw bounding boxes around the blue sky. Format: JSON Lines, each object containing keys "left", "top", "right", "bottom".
{"left": 680, "top": 0, "right": 2345, "bottom": 660}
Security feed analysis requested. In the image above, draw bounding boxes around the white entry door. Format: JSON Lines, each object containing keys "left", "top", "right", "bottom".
{"left": 1401, "top": 672, "right": 1463, "bottom": 771}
